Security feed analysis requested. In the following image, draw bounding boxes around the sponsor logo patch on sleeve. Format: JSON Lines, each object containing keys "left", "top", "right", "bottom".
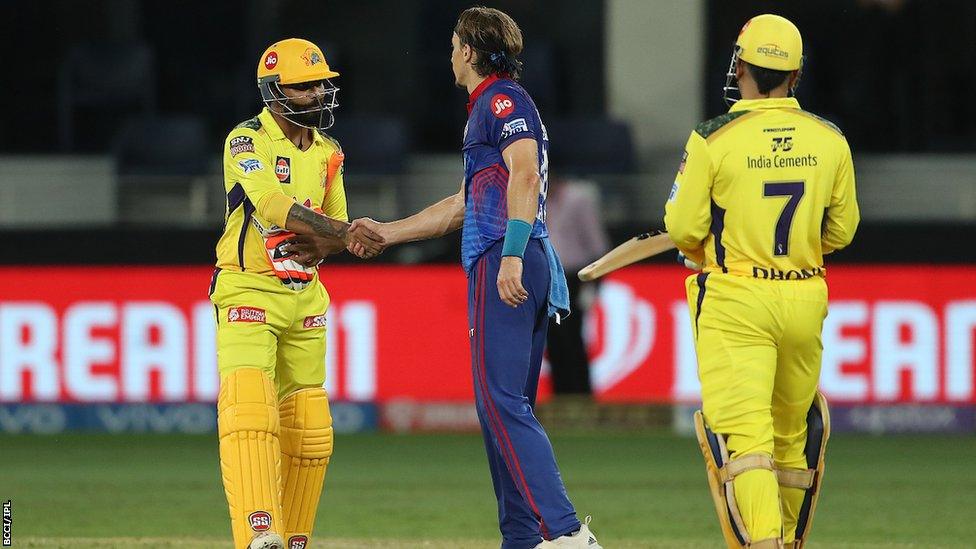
{"left": 678, "top": 150, "right": 688, "bottom": 174}
{"left": 228, "top": 306, "right": 266, "bottom": 323}
{"left": 303, "top": 313, "right": 327, "bottom": 329}
{"left": 668, "top": 181, "right": 679, "bottom": 202}
{"left": 490, "top": 93, "right": 515, "bottom": 118}
{"left": 229, "top": 136, "right": 255, "bottom": 157}
{"left": 238, "top": 158, "right": 263, "bottom": 174}
{"left": 500, "top": 118, "right": 530, "bottom": 141}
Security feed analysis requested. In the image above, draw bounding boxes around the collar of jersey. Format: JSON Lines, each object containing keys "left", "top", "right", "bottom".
{"left": 258, "top": 108, "right": 325, "bottom": 148}
{"left": 467, "top": 73, "right": 508, "bottom": 114}
{"left": 729, "top": 97, "right": 801, "bottom": 112}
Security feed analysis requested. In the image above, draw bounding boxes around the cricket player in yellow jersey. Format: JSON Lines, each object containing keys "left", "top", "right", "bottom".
{"left": 664, "top": 15, "right": 859, "bottom": 549}
{"left": 211, "top": 38, "right": 383, "bottom": 549}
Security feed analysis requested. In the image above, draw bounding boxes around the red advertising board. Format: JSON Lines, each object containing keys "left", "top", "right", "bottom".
{"left": 0, "top": 265, "right": 973, "bottom": 404}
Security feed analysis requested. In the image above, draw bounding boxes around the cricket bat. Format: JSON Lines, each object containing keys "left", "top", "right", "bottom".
{"left": 577, "top": 230, "right": 676, "bottom": 281}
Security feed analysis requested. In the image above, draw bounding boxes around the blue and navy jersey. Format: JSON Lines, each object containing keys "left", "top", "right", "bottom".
{"left": 461, "top": 74, "right": 550, "bottom": 274}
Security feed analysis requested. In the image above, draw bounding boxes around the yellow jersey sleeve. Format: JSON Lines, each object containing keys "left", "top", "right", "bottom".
{"left": 224, "top": 128, "right": 294, "bottom": 228}
{"left": 664, "top": 131, "right": 713, "bottom": 265}
{"left": 821, "top": 140, "right": 859, "bottom": 254}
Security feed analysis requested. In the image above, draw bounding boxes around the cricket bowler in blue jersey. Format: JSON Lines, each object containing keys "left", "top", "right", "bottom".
{"left": 348, "top": 7, "right": 601, "bottom": 549}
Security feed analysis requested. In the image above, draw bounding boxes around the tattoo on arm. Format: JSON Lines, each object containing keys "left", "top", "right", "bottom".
{"left": 286, "top": 203, "right": 349, "bottom": 240}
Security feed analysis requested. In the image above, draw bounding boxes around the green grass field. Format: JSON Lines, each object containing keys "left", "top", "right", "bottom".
{"left": 2, "top": 432, "right": 973, "bottom": 548}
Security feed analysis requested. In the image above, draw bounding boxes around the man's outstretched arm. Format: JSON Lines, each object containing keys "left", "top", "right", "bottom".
{"left": 348, "top": 182, "right": 465, "bottom": 253}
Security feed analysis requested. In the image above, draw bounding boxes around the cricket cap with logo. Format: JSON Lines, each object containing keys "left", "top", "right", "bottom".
{"left": 735, "top": 14, "right": 803, "bottom": 71}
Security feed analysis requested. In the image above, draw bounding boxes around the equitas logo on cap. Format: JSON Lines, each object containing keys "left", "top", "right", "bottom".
{"left": 757, "top": 43, "right": 789, "bottom": 59}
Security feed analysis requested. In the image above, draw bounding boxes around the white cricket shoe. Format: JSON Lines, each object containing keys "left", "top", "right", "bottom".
{"left": 534, "top": 516, "right": 602, "bottom": 548}
{"left": 248, "top": 532, "right": 285, "bottom": 549}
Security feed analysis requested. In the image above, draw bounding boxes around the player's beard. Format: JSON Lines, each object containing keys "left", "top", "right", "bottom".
{"left": 289, "top": 104, "right": 325, "bottom": 127}
{"left": 280, "top": 97, "right": 331, "bottom": 129}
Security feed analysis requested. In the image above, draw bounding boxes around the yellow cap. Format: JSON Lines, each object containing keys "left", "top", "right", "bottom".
{"left": 257, "top": 38, "right": 339, "bottom": 85}
{"left": 735, "top": 14, "right": 802, "bottom": 71}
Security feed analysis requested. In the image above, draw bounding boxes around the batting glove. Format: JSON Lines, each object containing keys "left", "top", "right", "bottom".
{"left": 265, "top": 232, "right": 316, "bottom": 291}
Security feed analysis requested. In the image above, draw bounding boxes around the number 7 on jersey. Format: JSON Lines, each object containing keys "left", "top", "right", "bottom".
{"left": 763, "top": 180, "right": 805, "bottom": 256}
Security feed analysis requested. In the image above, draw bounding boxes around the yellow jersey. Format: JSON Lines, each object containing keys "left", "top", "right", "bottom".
{"left": 215, "top": 108, "right": 348, "bottom": 277}
{"left": 664, "top": 97, "right": 859, "bottom": 280}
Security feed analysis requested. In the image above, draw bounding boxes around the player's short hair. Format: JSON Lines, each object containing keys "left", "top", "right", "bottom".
{"left": 745, "top": 61, "right": 791, "bottom": 95}
{"left": 454, "top": 6, "right": 524, "bottom": 79}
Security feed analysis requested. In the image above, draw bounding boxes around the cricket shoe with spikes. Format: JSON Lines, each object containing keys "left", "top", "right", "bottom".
{"left": 535, "top": 516, "right": 602, "bottom": 548}
{"left": 248, "top": 532, "right": 285, "bottom": 549}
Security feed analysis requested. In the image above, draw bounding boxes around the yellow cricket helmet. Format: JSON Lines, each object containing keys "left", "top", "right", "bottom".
{"left": 257, "top": 38, "right": 341, "bottom": 130}
{"left": 723, "top": 14, "right": 804, "bottom": 105}
{"left": 735, "top": 14, "right": 803, "bottom": 71}
{"left": 257, "top": 38, "right": 339, "bottom": 84}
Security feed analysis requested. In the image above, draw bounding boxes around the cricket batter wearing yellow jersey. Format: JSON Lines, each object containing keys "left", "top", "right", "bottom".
{"left": 664, "top": 15, "right": 858, "bottom": 549}
{"left": 211, "top": 38, "right": 383, "bottom": 549}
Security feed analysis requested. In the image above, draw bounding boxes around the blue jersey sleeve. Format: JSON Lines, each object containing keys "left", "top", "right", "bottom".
{"left": 484, "top": 88, "right": 540, "bottom": 152}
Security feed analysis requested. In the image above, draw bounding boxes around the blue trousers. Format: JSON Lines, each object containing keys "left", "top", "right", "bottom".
{"left": 468, "top": 239, "right": 580, "bottom": 549}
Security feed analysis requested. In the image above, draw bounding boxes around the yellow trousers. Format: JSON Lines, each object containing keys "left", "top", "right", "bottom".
{"left": 211, "top": 269, "right": 329, "bottom": 397}
{"left": 687, "top": 273, "right": 827, "bottom": 543}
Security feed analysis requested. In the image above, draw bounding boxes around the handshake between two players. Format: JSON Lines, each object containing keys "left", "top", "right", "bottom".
{"left": 210, "top": 5, "right": 857, "bottom": 549}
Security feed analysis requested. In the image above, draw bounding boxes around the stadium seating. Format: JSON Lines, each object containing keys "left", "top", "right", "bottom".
{"left": 114, "top": 114, "right": 214, "bottom": 224}
{"left": 544, "top": 117, "right": 637, "bottom": 176}
{"left": 58, "top": 41, "right": 156, "bottom": 152}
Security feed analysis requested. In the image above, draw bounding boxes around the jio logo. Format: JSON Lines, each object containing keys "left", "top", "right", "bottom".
{"left": 490, "top": 94, "right": 515, "bottom": 118}
{"left": 264, "top": 52, "right": 278, "bottom": 70}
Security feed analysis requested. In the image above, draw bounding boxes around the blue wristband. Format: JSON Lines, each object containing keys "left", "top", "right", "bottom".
{"left": 501, "top": 219, "right": 533, "bottom": 258}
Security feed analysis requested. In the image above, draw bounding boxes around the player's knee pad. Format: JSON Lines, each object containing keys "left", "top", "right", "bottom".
{"left": 775, "top": 391, "right": 829, "bottom": 549}
{"left": 279, "top": 386, "right": 333, "bottom": 460}
{"left": 218, "top": 368, "right": 281, "bottom": 437}
{"left": 217, "top": 368, "right": 283, "bottom": 547}
{"left": 694, "top": 410, "right": 781, "bottom": 549}
{"left": 278, "top": 387, "right": 333, "bottom": 546}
